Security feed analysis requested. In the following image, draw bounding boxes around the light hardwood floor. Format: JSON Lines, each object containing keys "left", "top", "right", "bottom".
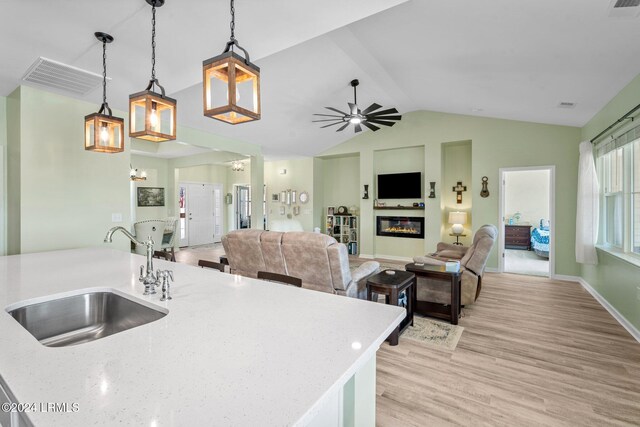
{"left": 376, "top": 273, "right": 640, "bottom": 426}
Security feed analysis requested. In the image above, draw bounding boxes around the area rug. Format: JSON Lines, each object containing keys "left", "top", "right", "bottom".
{"left": 402, "top": 316, "right": 464, "bottom": 351}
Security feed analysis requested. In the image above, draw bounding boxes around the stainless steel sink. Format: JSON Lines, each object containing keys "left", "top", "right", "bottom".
{"left": 7, "top": 291, "right": 167, "bottom": 347}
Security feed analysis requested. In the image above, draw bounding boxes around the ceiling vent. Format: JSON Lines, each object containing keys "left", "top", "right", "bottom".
{"left": 609, "top": 0, "right": 640, "bottom": 17}
{"left": 22, "top": 57, "right": 108, "bottom": 95}
{"left": 558, "top": 102, "right": 576, "bottom": 109}
{"left": 614, "top": 0, "right": 640, "bottom": 7}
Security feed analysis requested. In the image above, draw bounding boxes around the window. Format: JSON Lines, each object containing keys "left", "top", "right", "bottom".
{"left": 597, "top": 136, "right": 640, "bottom": 257}
{"left": 633, "top": 140, "right": 640, "bottom": 254}
{"left": 600, "top": 148, "right": 624, "bottom": 247}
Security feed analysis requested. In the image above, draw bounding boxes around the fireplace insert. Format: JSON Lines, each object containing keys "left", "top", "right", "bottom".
{"left": 376, "top": 216, "right": 424, "bottom": 239}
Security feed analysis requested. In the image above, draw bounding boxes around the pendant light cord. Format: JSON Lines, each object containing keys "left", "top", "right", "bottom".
{"left": 144, "top": 1, "right": 166, "bottom": 97}
{"left": 230, "top": 0, "right": 235, "bottom": 42}
{"left": 151, "top": 3, "right": 156, "bottom": 82}
{"left": 98, "top": 38, "right": 112, "bottom": 116}
{"left": 102, "top": 39, "right": 107, "bottom": 106}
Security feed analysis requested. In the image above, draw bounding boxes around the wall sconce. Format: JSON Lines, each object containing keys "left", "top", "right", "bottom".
{"left": 225, "top": 193, "right": 233, "bottom": 204}
{"left": 129, "top": 0, "right": 177, "bottom": 142}
{"left": 452, "top": 181, "right": 467, "bottom": 204}
{"left": 428, "top": 182, "right": 436, "bottom": 198}
{"left": 84, "top": 32, "right": 124, "bottom": 153}
{"left": 130, "top": 165, "right": 147, "bottom": 181}
{"left": 202, "top": 0, "right": 260, "bottom": 124}
{"left": 362, "top": 184, "right": 369, "bottom": 199}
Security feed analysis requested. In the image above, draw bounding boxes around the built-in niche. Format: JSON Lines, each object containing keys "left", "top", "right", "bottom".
{"left": 441, "top": 140, "right": 472, "bottom": 246}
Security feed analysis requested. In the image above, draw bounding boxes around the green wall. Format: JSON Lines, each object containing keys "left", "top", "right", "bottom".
{"left": 130, "top": 154, "right": 170, "bottom": 222}
{"left": 0, "top": 96, "right": 6, "bottom": 255}
{"left": 442, "top": 140, "right": 472, "bottom": 246}
{"left": 2, "top": 85, "right": 263, "bottom": 254}
{"left": 264, "top": 158, "right": 315, "bottom": 231}
{"left": 580, "top": 73, "right": 640, "bottom": 331}
{"left": 322, "top": 155, "right": 360, "bottom": 213}
{"left": 12, "top": 86, "right": 131, "bottom": 253}
{"left": 321, "top": 110, "right": 582, "bottom": 272}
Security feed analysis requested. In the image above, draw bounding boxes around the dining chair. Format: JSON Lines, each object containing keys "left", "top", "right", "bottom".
{"left": 257, "top": 271, "right": 302, "bottom": 287}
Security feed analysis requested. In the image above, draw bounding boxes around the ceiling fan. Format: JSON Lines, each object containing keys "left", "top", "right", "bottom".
{"left": 313, "top": 79, "right": 402, "bottom": 133}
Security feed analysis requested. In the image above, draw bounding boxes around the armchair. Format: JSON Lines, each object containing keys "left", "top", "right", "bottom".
{"left": 413, "top": 224, "right": 497, "bottom": 306}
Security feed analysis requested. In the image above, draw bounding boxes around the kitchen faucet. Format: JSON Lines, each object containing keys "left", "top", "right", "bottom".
{"left": 104, "top": 226, "right": 158, "bottom": 295}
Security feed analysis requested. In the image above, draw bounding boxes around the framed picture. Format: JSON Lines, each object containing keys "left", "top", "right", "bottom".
{"left": 327, "top": 206, "right": 335, "bottom": 216}
{"left": 137, "top": 187, "right": 165, "bottom": 207}
{"left": 272, "top": 193, "right": 280, "bottom": 202}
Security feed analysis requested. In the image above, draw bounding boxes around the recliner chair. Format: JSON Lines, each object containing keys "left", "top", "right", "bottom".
{"left": 413, "top": 224, "right": 497, "bottom": 306}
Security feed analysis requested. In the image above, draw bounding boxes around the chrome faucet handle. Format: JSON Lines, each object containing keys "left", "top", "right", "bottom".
{"left": 160, "top": 270, "right": 173, "bottom": 301}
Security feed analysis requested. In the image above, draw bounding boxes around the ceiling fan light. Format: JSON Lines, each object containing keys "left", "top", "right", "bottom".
{"left": 349, "top": 117, "right": 362, "bottom": 124}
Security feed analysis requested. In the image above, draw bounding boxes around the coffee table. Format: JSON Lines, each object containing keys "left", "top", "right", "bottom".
{"left": 366, "top": 270, "right": 416, "bottom": 346}
{"left": 405, "top": 263, "right": 462, "bottom": 325}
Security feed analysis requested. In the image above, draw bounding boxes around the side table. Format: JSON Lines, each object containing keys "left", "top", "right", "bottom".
{"left": 405, "top": 263, "right": 462, "bottom": 325}
{"left": 366, "top": 270, "right": 416, "bottom": 346}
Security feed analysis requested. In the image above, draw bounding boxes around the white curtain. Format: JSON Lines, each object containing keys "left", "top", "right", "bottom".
{"left": 576, "top": 141, "right": 599, "bottom": 265}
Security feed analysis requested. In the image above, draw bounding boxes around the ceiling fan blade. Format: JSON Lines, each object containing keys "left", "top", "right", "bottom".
{"left": 354, "top": 124, "right": 363, "bottom": 133}
{"left": 312, "top": 119, "right": 343, "bottom": 123}
{"left": 336, "top": 122, "right": 350, "bottom": 132}
{"left": 321, "top": 121, "right": 345, "bottom": 128}
{"left": 367, "top": 115, "right": 402, "bottom": 121}
{"left": 348, "top": 102, "right": 359, "bottom": 115}
{"left": 361, "top": 121, "right": 380, "bottom": 132}
{"left": 325, "top": 107, "right": 349, "bottom": 115}
{"left": 366, "top": 119, "right": 397, "bottom": 127}
{"left": 313, "top": 113, "right": 345, "bottom": 118}
{"left": 361, "top": 103, "right": 382, "bottom": 115}
{"left": 367, "top": 107, "right": 398, "bottom": 116}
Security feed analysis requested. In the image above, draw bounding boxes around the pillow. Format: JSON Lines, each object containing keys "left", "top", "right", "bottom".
{"left": 539, "top": 219, "right": 550, "bottom": 231}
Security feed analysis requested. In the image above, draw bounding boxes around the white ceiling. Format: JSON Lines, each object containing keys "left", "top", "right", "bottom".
{"left": 3, "top": 0, "right": 640, "bottom": 158}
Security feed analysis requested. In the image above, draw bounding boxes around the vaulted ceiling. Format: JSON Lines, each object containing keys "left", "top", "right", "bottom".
{"left": 3, "top": 0, "right": 640, "bottom": 158}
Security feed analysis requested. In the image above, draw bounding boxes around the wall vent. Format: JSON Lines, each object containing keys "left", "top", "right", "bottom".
{"left": 614, "top": 0, "right": 640, "bottom": 7}
{"left": 558, "top": 102, "right": 576, "bottom": 109}
{"left": 22, "top": 57, "right": 108, "bottom": 95}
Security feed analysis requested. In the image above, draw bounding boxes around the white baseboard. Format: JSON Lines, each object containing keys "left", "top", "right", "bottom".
{"left": 373, "top": 254, "right": 413, "bottom": 263}
{"left": 553, "top": 275, "right": 640, "bottom": 343}
{"left": 485, "top": 267, "right": 499, "bottom": 273}
{"left": 358, "top": 254, "right": 374, "bottom": 259}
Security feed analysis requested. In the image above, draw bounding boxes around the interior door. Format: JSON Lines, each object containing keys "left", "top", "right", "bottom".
{"left": 178, "top": 185, "right": 188, "bottom": 247}
{"left": 187, "top": 183, "right": 215, "bottom": 246}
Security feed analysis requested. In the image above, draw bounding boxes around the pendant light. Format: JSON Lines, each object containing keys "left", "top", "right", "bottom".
{"left": 84, "top": 32, "right": 124, "bottom": 153}
{"left": 203, "top": 0, "right": 260, "bottom": 124}
{"left": 129, "top": 0, "right": 177, "bottom": 142}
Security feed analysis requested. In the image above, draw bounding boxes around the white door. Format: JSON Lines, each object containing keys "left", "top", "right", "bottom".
{"left": 178, "top": 185, "right": 189, "bottom": 247}
{"left": 187, "top": 183, "right": 215, "bottom": 246}
{"left": 213, "top": 184, "right": 223, "bottom": 243}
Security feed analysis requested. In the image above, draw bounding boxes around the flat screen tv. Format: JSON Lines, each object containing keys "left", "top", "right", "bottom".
{"left": 377, "top": 172, "right": 421, "bottom": 199}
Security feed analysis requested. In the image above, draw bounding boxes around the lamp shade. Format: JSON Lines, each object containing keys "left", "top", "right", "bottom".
{"left": 448, "top": 211, "right": 467, "bottom": 225}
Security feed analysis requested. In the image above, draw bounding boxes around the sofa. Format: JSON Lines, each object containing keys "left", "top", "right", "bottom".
{"left": 221, "top": 230, "right": 379, "bottom": 299}
{"left": 413, "top": 224, "right": 497, "bottom": 305}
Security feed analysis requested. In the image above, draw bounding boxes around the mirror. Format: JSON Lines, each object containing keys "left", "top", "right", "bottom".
{"left": 299, "top": 191, "right": 309, "bottom": 204}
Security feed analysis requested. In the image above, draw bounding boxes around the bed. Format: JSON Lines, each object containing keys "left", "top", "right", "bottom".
{"left": 530, "top": 219, "right": 550, "bottom": 258}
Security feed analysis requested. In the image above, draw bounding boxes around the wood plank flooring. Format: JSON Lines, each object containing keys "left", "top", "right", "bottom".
{"left": 376, "top": 273, "right": 640, "bottom": 426}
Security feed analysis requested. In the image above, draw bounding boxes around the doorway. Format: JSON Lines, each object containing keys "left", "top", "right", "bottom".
{"left": 498, "top": 166, "right": 555, "bottom": 277}
{"left": 235, "top": 185, "right": 251, "bottom": 229}
{"left": 178, "top": 182, "right": 223, "bottom": 247}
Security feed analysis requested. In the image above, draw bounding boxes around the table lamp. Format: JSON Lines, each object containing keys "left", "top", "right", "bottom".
{"left": 449, "top": 211, "right": 467, "bottom": 235}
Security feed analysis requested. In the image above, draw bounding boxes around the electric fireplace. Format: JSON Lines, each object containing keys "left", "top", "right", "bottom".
{"left": 376, "top": 216, "right": 424, "bottom": 239}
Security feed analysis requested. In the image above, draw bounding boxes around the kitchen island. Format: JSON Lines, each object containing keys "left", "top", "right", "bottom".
{"left": 0, "top": 248, "right": 404, "bottom": 426}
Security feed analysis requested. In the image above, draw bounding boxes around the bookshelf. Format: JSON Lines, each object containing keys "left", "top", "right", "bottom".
{"left": 325, "top": 213, "right": 359, "bottom": 255}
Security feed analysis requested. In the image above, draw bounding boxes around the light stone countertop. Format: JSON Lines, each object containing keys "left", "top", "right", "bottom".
{"left": 0, "top": 247, "right": 404, "bottom": 426}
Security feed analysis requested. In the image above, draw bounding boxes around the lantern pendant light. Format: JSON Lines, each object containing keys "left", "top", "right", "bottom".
{"left": 203, "top": 0, "right": 260, "bottom": 124}
{"left": 129, "top": 0, "right": 177, "bottom": 142}
{"left": 85, "top": 32, "right": 125, "bottom": 153}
